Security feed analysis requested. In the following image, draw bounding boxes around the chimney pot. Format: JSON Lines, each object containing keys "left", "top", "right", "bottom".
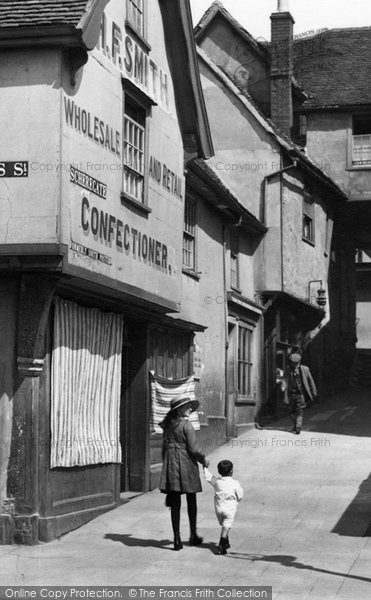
{"left": 277, "top": 0, "right": 290, "bottom": 11}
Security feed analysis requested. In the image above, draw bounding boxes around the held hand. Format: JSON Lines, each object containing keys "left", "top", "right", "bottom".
{"left": 203, "top": 458, "right": 209, "bottom": 468}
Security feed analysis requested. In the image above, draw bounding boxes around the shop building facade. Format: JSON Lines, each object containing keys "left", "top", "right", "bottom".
{"left": 195, "top": 0, "right": 355, "bottom": 399}
{"left": 0, "top": 0, "right": 213, "bottom": 544}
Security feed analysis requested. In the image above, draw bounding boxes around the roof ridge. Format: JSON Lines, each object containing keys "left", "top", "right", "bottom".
{"left": 194, "top": 0, "right": 268, "bottom": 59}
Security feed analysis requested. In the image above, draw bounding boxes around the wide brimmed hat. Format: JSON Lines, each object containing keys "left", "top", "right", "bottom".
{"left": 168, "top": 395, "right": 199, "bottom": 414}
{"left": 288, "top": 353, "right": 302, "bottom": 364}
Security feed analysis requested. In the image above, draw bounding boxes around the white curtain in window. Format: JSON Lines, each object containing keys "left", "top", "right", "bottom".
{"left": 51, "top": 298, "right": 123, "bottom": 468}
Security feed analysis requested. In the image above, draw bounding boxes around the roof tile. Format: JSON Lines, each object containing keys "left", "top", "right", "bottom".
{"left": 293, "top": 28, "right": 371, "bottom": 108}
{"left": 0, "top": 0, "right": 89, "bottom": 28}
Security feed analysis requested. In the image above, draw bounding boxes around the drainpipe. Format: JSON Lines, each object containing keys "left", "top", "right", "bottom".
{"left": 223, "top": 215, "right": 242, "bottom": 439}
{"left": 262, "top": 160, "right": 297, "bottom": 290}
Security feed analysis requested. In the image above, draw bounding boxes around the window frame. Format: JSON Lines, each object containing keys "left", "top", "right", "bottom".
{"left": 182, "top": 194, "right": 198, "bottom": 276}
{"left": 352, "top": 114, "right": 371, "bottom": 167}
{"left": 302, "top": 189, "right": 315, "bottom": 246}
{"left": 122, "top": 91, "right": 151, "bottom": 212}
{"left": 237, "top": 322, "right": 253, "bottom": 402}
{"left": 125, "top": 0, "right": 147, "bottom": 41}
{"left": 149, "top": 327, "right": 193, "bottom": 381}
{"left": 347, "top": 114, "right": 371, "bottom": 171}
{"left": 230, "top": 231, "right": 240, "bottom": 292}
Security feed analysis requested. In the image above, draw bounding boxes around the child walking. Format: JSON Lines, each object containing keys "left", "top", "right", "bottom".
{"left": 204, "top": 460, "right": 243, "bottom": 554}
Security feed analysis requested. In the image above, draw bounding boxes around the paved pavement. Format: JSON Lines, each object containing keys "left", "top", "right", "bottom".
{"left": 1, "top": 388, "right": 371, "bottom": 599}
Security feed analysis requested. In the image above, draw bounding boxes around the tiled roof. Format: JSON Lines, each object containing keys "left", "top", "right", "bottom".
{"left": 293, "top": 28, "right": 371, "bottom": 108}
{"left": 0, "top": 0, "right": 89, "bottom": 28}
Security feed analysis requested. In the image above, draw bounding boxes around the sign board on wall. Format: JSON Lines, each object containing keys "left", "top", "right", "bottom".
{"left": 0, "top": 162, "right": 28, "bottom": 177}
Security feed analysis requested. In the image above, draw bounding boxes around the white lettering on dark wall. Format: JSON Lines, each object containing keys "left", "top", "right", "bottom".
{"left": 0, "top": 161, "right": 28, "bottom": 177}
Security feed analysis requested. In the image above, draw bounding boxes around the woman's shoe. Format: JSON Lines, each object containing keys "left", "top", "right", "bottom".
{"left": 173, "top": 538, "right": 183, "bottom": 551}
{"left": 218, "top": 538, "right": 227, "bottom": 555}
{"left": 189, "top": 534, "right": 203, "bottom": 545}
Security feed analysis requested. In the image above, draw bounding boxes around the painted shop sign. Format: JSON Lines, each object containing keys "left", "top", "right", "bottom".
{"left": 149, "top": 156, "right": 183, "bottom": 199}
{"left": 80, "top": 196, "right": 175, "bottom": 276}
{"left": 0, "top": 161, "right": 28, "bottom": 177}
{"left": 64, "top": 97, "right": 121, "bottom": 157}
{"left": 70, "top": 165, "right": 107, "bottom": 199}
{"left": 99, "top": 19, "right": 169, "bottom": 109}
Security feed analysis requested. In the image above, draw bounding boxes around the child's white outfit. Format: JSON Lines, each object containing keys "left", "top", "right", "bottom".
{"left": 204, "top": 467, "right": 243, "bottom": 528}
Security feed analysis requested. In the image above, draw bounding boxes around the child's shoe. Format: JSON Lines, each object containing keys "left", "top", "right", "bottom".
{"left": 218, "top": 537, "right": 227, "bottom": 555}
{"left": 225, "top": 535, "right": 230, "bottom": 549}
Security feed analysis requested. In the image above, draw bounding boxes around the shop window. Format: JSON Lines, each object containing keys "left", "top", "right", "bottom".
{"left": 126, "top": 0, "right": 145, "bottom": 37}
{"left": 123, "top": 96, "right": 146, "bottom": 204}
{"left": 302, "top": 190, "right": 315, "bottom": 245}
{"left": 149, "top": 328, "right": 192, "bottom": 380}
{"left": 230, "top": 232, "right": 240, "bottom": 290}
{"left": 183, "top": 195, "right": 197, "bottom": 272}
{"left": 238, "top": 324, "right": 253, "bottom": 399}
{"left": 352, "top": 115, "right": 371, "bottom": 166}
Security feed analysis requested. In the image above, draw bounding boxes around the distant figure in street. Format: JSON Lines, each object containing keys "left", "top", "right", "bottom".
{"left": 284, "top": 353, "right": 318, "bottom": 434}
{"left": 159, "top": 396, "right": 208, "bottom": 551}
{"left": 204, "top": 460, "right": 243, "bottom": 555}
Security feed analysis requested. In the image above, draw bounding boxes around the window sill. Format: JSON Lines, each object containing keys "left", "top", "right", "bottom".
{"left": 302, "top": 237, "right": 315, "bottom": 247}
{"left": 125, "top": 20, "right": 151, "bottom": 52}
{"left": 231, "top": 285, "right": 242, "bottom": 294}
{"left": 346, "top": 164, "right": 371, "bottom": 171}
{"left": 235, "top": 396, "right": 255, "bottom": 406}
{"left": 182, "top": 268, "right": 201, "bottom": 281}
{"left": 121, "top": 193, "right": 152, "bottom": 214}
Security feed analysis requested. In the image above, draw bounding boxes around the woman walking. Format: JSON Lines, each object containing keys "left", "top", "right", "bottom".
{"left": 159, "top": 395, "right": 208, "bottom": 550}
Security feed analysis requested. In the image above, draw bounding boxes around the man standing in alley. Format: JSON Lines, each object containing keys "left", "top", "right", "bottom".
{"left": 284, "top": 353, "right": 318, "bottom": 435}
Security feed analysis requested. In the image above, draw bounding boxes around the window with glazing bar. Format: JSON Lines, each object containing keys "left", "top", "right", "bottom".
{"left": 238, "top": 324, "right": 253, "bottom": 398}
{"left": 183, "top": 196, "right": 197, "bottom": 271}
{"left": 352, "top": 115, "right": 371, "bottom": 166}
{"left": 126, "top": 0, "right": 144, "bottom": 36}
{"left": 124, "top": 97, "right": 145, "bottom": 203}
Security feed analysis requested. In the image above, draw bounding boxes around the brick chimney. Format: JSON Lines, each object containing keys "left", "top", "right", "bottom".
{"left": 270, "top": 0, "right": 295, "bottom": 137}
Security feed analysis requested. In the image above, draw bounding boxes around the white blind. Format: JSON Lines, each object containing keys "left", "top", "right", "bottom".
{"left": 51, "top": 298, "right": 123, "bottom": 468}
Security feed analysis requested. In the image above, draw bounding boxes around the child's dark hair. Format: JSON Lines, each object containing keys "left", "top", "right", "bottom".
{"left": 217, "top": 460, "right": 233, "bottom": 476}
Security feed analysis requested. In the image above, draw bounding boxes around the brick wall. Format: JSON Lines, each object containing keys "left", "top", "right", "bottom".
{"left": 270, "top": 11, "right": 294, "bottom": 137}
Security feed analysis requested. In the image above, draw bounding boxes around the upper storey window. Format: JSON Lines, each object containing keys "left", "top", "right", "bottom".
{"left": 352, "top": 115, "right": 371, "bottom": 166}
{"left": 126, "top": 0, "right": 144, "bottom": 37}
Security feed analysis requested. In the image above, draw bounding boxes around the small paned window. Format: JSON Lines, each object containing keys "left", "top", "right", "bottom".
{"left": 183, "top": 196, "right": 197, "bottom": 271}
{"left": 352, "top": 115, "right": 371, "bottom": 166}
{"left": 238, "top": 324, "right": 253, "bottom": 398}
{"left": 126, "top": 0, "right": 144, "bottom": 37}
{"left": 123, "top": 97, "right": 146, "bottom": 203}
{"left": 302, "top": 190, "right": 315, "bottom": 245}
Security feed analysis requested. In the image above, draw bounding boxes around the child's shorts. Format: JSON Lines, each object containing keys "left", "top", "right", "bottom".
{"left": 215, "top": 507, "right": 237, "bottom": 529}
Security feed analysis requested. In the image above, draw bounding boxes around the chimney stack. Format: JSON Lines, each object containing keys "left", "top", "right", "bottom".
{"left": 270, "top": 1, "right": 294, "bottom": 137}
